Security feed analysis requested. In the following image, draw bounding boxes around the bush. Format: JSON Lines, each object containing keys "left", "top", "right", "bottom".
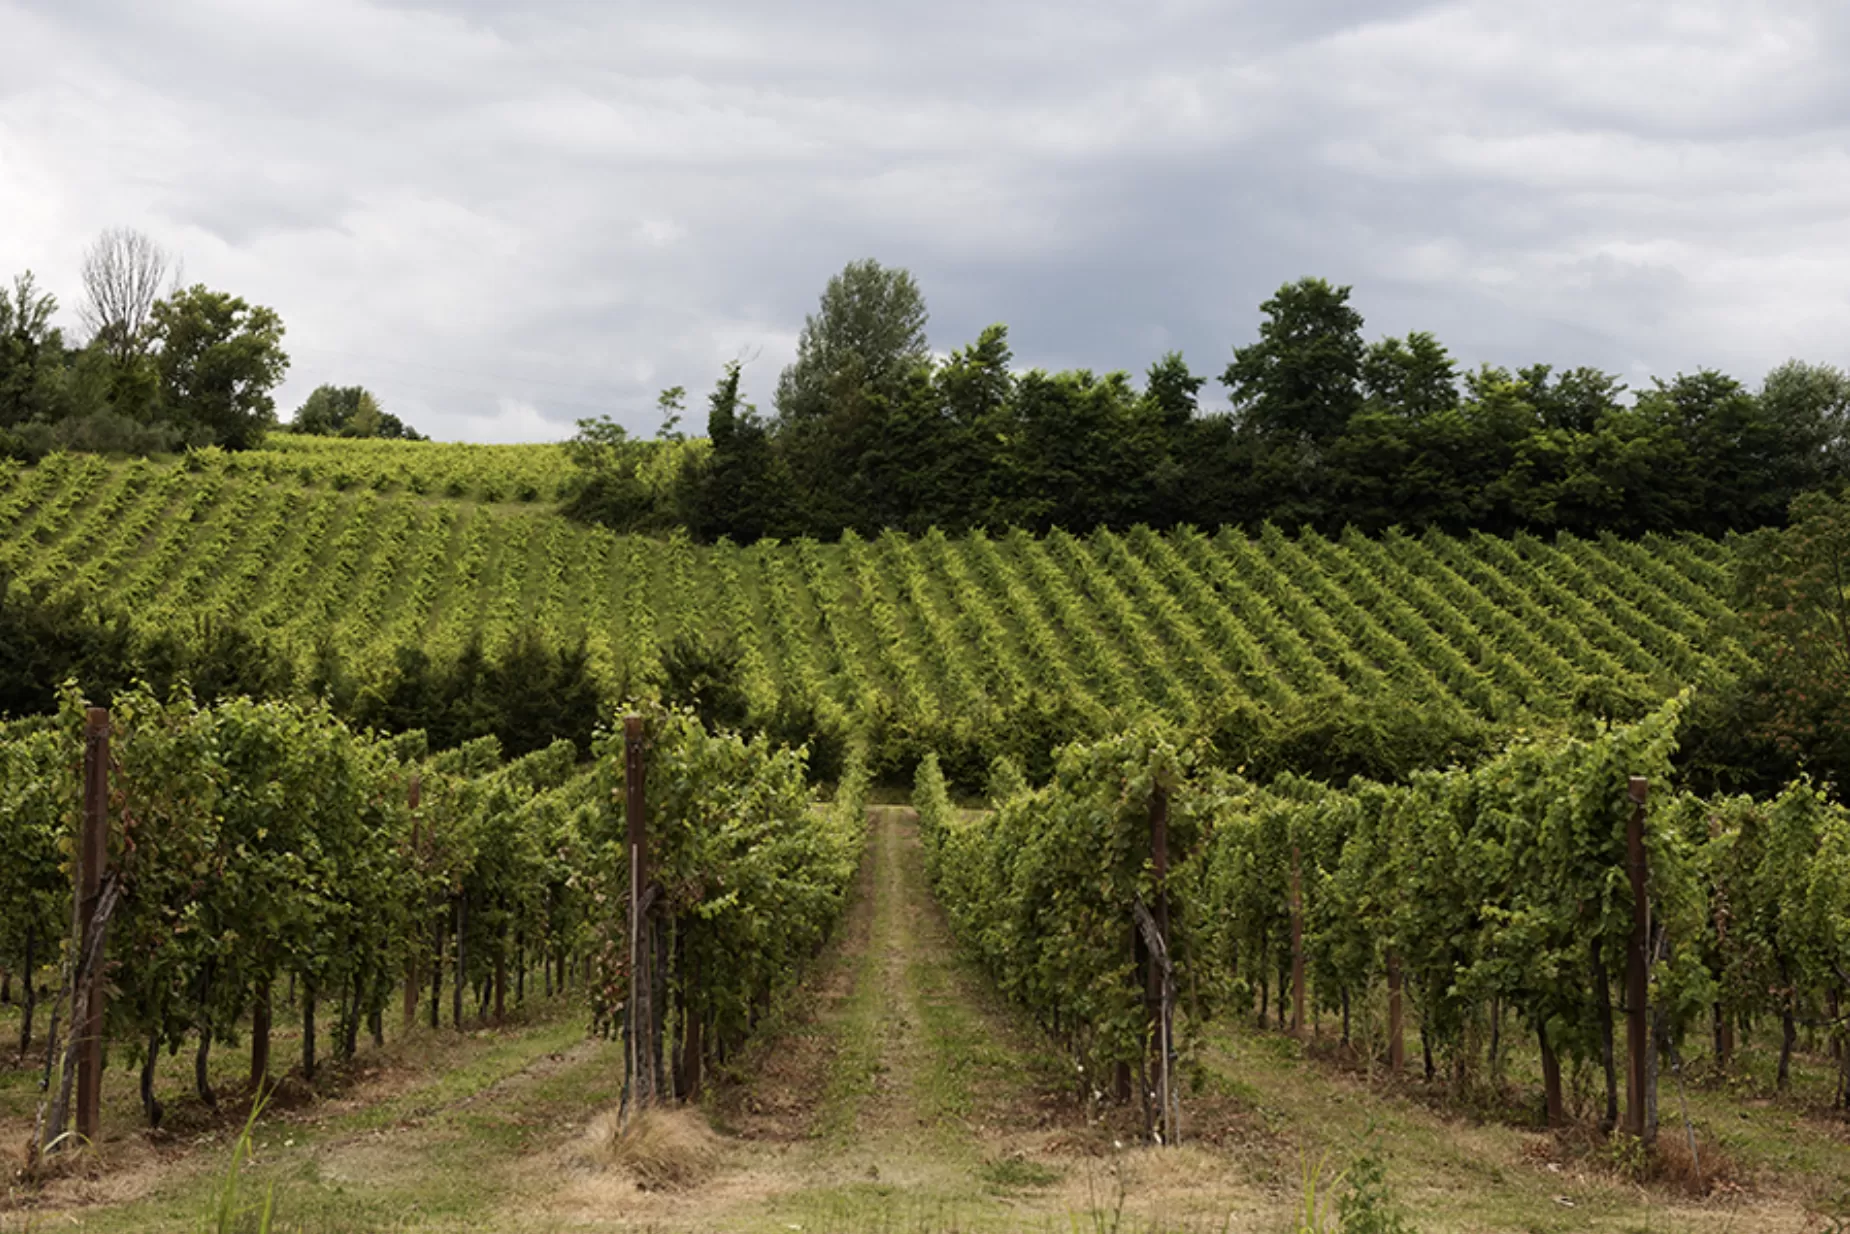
{"left": 9, "top": 412, "right": 185, "bottom": 459}
{"left": 656, "top": 631, "right": 750, "bottom": 732}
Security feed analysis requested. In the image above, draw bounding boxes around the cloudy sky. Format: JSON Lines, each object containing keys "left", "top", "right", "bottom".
{"left": 2, "top": 1, "right": 1845, "bottom": 442}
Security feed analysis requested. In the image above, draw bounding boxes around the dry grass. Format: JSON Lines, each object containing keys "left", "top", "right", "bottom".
{"left": 583, "top": 1106, "right": 725, "bottom": 1192}
{"left": 1649, "top": 1121, "right": 1742, "bottom": 1197}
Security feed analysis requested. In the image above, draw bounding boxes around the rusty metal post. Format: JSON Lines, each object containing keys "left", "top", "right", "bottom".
{"left": 1386, "top": 948, "right": 1404, "bottom": 1075}
{"left": 76, "top": 707, "right": 110, "bottom": 1143}
{"left": 1624, "top": 776, "right": 1652, "bottom": 1142}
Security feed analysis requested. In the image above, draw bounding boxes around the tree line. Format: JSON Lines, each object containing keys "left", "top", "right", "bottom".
{"left": 0, "top": 229, "right": 417, "bottom": 461}
{"left": 569, "top": 261, "right": 1850, "bottom": 543}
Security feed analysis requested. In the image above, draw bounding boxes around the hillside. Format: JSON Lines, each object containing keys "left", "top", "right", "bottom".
{"left": 0, "top": 441, "right": 1747, "bottom": 772}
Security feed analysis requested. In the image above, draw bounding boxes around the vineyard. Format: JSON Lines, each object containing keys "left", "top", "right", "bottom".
{"left": 0, "top": 693, "right": 865, "bottom": 1150}
{"left": 917, "top": 701, "right": 1850, "bottom": 1150}
{"left": 17, "top": 439, "right": 1850, "bottom": 1232}
{"left": 0, "top": 446, "right": 1747, "bottom": 779}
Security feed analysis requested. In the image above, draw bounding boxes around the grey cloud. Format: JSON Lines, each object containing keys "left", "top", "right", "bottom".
{"left": 1, "top": 0, "right": 1846, "bottom": 441}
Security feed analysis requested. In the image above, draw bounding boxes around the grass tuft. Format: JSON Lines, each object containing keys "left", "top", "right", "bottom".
{"left": 589, "top": 1106, "right": 723, "bottom": 1192}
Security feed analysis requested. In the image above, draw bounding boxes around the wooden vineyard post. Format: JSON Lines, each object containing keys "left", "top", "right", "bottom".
{"left": 451, "top": 893, "right": 466, "bottom": 1029}
{"left": 1289, "top": 845, "right": 1306, "bottom": 1038}
{"left": 1386, "top": 948, "right": 1404, "bottom": 1075}
{"left": 403, "top": 774, "right": 422, "bottom": 1033}
{"left": 1539, "top": 1023, "right": 1565, "bottom": 1127}
{"left": 1145, "top": 782, "right": 1176, "bottom": 1144}
{"left": 76, "top": 707, "right": 110, "bottom": 1144}
{"left": 1708, "top": 810, "right": 1734, "bottom": 1072}
{"left": 624, "top": 715, "right": 657, "bottom": 1114}
{"left": 1624, "top": 776, "right": 1654, "bottom": 1143}
{"left": 681, "top": 945, "right": 702, "bottom": 1101}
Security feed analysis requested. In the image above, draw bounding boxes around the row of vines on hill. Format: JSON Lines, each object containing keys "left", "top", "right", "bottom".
{"left": 917, "top": 701, "right": 1850, "bottom": 1131}
{"left": 0, "top": 694, "right": 864, "bottom": 1128}
{"left": 0, "top": 451, "right": 1743, "bottom": 777}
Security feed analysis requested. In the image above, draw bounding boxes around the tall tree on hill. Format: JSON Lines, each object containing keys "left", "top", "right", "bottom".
{"left": 78, "top": 228, "right": 172, "bottom": 368}
{"left": 1760, "top": 359, "right": 1850, "bottom": 484}
{"left": 148, "top": 285, "right": 288, "bottom": 450}
{"left": 773, "top": 259, "right": 931, "bottom": 531}
{"left": 1224, "top": 277, "right": 1365, "bottom": 445}
{"left": 1218, "top": 278, "right": 1366, "bottom": 529}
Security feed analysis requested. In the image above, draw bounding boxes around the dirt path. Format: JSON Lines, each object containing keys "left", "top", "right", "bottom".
{"left": 532, "top": 806, "right": 1075, "bottom": 1231}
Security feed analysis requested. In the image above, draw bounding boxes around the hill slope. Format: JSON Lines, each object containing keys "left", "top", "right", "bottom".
{"left": 0, "top": 446, "right": 1746, "bottom": 771}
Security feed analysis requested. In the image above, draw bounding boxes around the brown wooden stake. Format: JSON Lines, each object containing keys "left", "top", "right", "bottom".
{"left": 403, "top": 774, "right": 422, "bottom": 1032}
{"left": 76, "top": 707, "right": 109, "bottom": 1144}
{"left": 625, "top": 715, "right": 656, "bottom": 1111}
{"left": 1387, "top": 948, "right": 1404, "bottom": 1075}
{"left": 681, "top": 951, "right": 703, "bottom": 1101}
{"left": 1539, "top": 1021, "right": 1564, "bottom": 1127}
{"left": 1289, "top": 845, "right": 1306, "bottom": 1038}
{"left": 452, "top": 894, "right": 466, "bottom": 1030}
{"left": 250, "top": 982, "right": 271, "bottom": 1089}
{"left": 1624, "top": 776, "right": 1653, "bottom": 1142}
{"left": 1150, "top": 783, "right": 1174, "bottom": 1142}
{"left": 494, "top": 941, "right": 507, "bottom": 1024}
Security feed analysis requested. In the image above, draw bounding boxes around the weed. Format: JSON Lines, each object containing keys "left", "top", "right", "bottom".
{"left": 203, "top": 1089, "right": 275, "bottom": 1234}
{"left": 1294, "top": 1149, "right": 1341, "bottom": 1233}
{"left": 1599, "top": 1132, "right": 1649, "bottom": 1183}
{"left": 1336, "top": 1133, "right": 1416, "bottom": 1234}
{"left": 976, "top": 1154, "right": 1063, "bottom": 1192}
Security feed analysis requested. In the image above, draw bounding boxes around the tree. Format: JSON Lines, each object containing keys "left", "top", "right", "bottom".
{"left": 1136, "top": 352, "right": 1203, "bottom": 526}
{"left": 559, "top": 414, "right": 659, "bottom": 530}
{"left": 655, "top": 385, "right": 687, "bottom": 441}
{"left": 0, "top": 272, "right": 65, "bottom": 428}
{"left": 1636, "top": 370, "right": 1802, "bottom": 535}
{"left": 925, "top": 324, "right": 1015, "bottom": 528}
{"left": 689, "top": 361, "right": 797, "bottom": 541}
{"left": 291, "top": 384, "right": 422, "bottom": 439}
{"left": 992, "top": 369, "right": 1156, "bottom": 531}
{"left": 1361, "top": 331, "right": 1457, "bottom": 419}
{"left": 1760, "top": 359, "right": 1850, "bottom": 485}
{"left": 1224, "top": 277, "right": 1365, "bottom": 444}
{"left": 148, "top": 285, "right": 288, "bottom": 450}
{"left": 775, "top": 259, "right": 930, "bottom": 420}
{"left": 773, "top": 259, "right": 931, "bottom": 532}
{"left": 78, "top": 229, "right": 172, "bottom": 366}
{"left": 657, "top": 630, "right": 750, "bottom": 731}
{"left": 1517, "top": 364, "right": 1626, "bottom": 434}
{"left": 1143, "top": 350, "right": 1204, "bottom": 432}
